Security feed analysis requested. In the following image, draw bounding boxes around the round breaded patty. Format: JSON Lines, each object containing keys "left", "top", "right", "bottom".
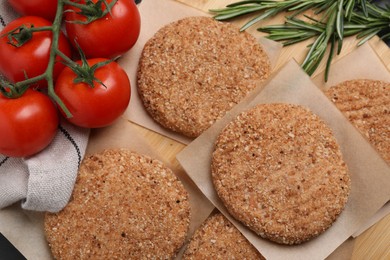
{"left": 211, "top": 103, "right": 351, "bottom": 245}
{"left": 324, "top": 79, "right": 390, "bottom": 164}
{"left": 137, "top": 16, "right": 271, "bottom": 137}
{"left": 183, "top": 212, "right": 264, "bottom": 259}
{"left": 44, "top": 149, "right": 190, "bottom": 259}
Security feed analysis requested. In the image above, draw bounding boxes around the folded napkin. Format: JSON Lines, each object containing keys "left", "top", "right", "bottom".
{"left": 0, "top": 1, "right": 90, "bottom": 212}
{"left": 0, "top": 119, "right": 89, "bottom": 212}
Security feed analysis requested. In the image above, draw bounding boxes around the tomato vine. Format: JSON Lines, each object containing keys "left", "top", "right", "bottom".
{"left": 0, "top": 0, "right": 138, "bottom": 157}
{"left": 0, "top": 0, "right": 121, "bottom": 118}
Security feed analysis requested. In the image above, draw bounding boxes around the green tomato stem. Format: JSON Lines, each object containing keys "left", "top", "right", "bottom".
{"left": 56, "top": 49, "right": 79, "bottom": 68}
{"left": 46, "top": 0, "right": 73, "bottom": 118}
{"left": 29, "top": 26, "right": 53, "bottom": 32}
{"left": 62, "top": 0, "right": 92, "bottom": 10}
{"left": 15, "top": 74, "right": 47, "bottom": 87}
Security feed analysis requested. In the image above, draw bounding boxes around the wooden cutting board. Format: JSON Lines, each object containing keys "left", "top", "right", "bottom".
{"left": 131, "top": 0, "right": 390, "bottom": 259}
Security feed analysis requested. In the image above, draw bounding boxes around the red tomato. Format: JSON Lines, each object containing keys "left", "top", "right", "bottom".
{"left": 0, "top": 16, "right": 72, "bottom": 87}
{"left": 8, "top": 0, "right": 58, "bottom": 21}
{"left": 0, "top": 89, "right": 59, "bottom": 157}
{"left": 65, "top": 0, "right": 140, "bottom": 58}
{"left": 55, "top": 58, "right": 131, "bottom": 128}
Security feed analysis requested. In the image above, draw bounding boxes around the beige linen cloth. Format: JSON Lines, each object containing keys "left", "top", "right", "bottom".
{"left": 0, "top": 0, "right": 89, "bottom": 212}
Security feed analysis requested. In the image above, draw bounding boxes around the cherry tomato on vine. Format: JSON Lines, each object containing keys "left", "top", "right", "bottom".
{"left": 0, "top": 16, "right": 72, "bottom": 88}
{"left": 0, "top": 89, "right": 59, "bottom": 157}
{"left": 65, "top": 0, "right": 141, "bottom": 58}
{"left": 55, "top": 58, "right": 131, "bottom": 128}
{"left": 8, "top": 0, "right": 58, "bottom": 21}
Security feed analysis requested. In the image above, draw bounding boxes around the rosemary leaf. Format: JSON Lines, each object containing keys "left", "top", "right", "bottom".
{"left": 380, "top": 32, "right": 390, "bottom": 41}
{"left": 227, "top": 0, "right": 268, "bottom": 8}
{"left": 359, "top": 0, "right": 368, "bottom": 16}
{"left": 211, "top": 6, "right": 267, "bottom": 20}
{"left": 241, "top": 8, "right": 281, "bottom": 31}
{"left": 357, "top": 28, "right": 383, "bottom": 46}
{"left": 325, "top": 34, "right": 337, "bottom": 81}
{"left": 336, "top": 0, "right": 344, "bottom": 41}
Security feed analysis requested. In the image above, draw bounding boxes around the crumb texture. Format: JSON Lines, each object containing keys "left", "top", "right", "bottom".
{"left": 45, "top": 149, "right": 190, "bottom": 259}
{"left": 183, "top": 213, "right": 264, "bottom": 259}
{"left": 211, "top": 103, "right": 351, "bottom": 245}
{"left": 325, "top": 79, "right": 390, "bottom": 164}
{"left": 137, "top": 16, "right": 271, "bottom": 137}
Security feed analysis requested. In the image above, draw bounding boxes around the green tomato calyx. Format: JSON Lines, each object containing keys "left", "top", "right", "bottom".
{"left": 65, "top": 0, "right": 118, "bottom": 24}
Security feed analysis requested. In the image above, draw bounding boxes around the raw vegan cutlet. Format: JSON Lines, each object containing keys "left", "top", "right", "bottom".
{"left": 44, "top": 149, "right": 190, "bottom": 259}
{"left": 324, "top": 79, "right": 390, "bottom": 164}
{"left": 137, "top": 16, "right": 271, "bottom": 137}
{"left": 211, "top": 103, "right": 351, "bottom": 245}
{"left": 183, "top": 212, "right": 264, "bottom": 259}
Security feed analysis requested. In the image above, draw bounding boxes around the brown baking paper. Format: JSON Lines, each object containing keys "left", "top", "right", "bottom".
{"left": 313, "top": 43, "right": 390, "bottom": 238}
{"left": 353, "top": 201, "right": 390, "bottom": 237}
{"left": 0, "top": 118, "right": 214, "bottom": 259}
{"left": 177, "top": 59, "right": 390, "bottom": 260}
{"left": 313, "top": 42, "right": 390, "bottom": 89}
{"left": 118, "top": 0, "right": 282, "bottom": 145}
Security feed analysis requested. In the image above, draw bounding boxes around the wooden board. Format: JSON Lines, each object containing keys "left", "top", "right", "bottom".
{"left": 130, "top": 0, "right": 390, "bottom": 259}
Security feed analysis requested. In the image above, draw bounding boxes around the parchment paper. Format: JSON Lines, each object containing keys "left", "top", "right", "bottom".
{"left": 118, "top": 0, "right": 282, "bottom": 145}
{"left": 313, "top": 42, "right": 390, "bottom": 89}
{"left": 177, "top": 59, "right": 390, "bottom": 260}
{"left": 313, "top": 43, "right": 390, "bottom": 238}
{"left": 353, "top": 201, "right": 390, "bottom": 237}
{"left": 0, "top": 118, "right": 214, "bottom": 259}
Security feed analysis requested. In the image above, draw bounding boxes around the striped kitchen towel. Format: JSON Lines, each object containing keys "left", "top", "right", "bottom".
{"left": 0, "top": 119, "right": 89, "bottom": 212}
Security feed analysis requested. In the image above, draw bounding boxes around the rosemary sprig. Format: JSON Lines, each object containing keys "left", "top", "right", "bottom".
{"left": 346, "top": 2, "right": 390, "bottom": 45}
{"left": 258, "top": 3, "right": 340, "bottom": 80}
{"left": 210, "top": 0, "right": 336, "bottom": 31}
{"left": 210, "top": 0, "right": 390, "bottom": 81}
